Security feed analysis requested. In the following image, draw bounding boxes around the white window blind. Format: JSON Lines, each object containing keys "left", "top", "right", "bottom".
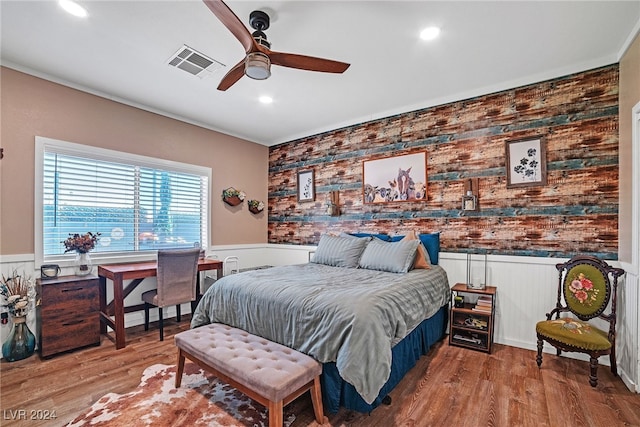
{"left": 35, "top": 137, "right": 210, "bottom": 265}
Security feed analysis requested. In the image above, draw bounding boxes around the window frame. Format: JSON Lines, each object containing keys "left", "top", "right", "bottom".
{"left": 35, "top": 136, "right": 211, "bottom": 268}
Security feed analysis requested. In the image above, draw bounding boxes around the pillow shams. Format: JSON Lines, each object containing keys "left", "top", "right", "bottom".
{"left": 358, "top": 238, "right": 420, "bottom": 273}
{"left": 419, "top": 232, "right": 440, "bottom": 265}
{"left": 311, "top": 234, "right": 369, "bottom": 268}
{"left": 401, "top": 231, "right": 431, "bottom": 269}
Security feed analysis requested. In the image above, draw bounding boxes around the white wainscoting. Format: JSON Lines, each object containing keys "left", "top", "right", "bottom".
{"left": 1, "top": 247, "right": 638, "bottom": 392}
{"left": 618, "top": 263, "right": 640, "bottom": 392}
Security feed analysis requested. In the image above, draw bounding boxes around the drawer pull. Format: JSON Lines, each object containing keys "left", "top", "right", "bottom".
{"left": 61, "top": 287, "right": 84, "bottom": 293}
{"left": 62, "top": 319, "right": 86, "bottom": 326}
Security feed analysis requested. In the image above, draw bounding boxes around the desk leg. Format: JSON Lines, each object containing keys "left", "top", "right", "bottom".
{"left": 99, "top": 276, "right": 107, "bottom": 334}
{"left": 113, "top": 276, "right": 126, "bottom": 350}
{"left": 192, "top": 271, "right": 203, "bottom": 314}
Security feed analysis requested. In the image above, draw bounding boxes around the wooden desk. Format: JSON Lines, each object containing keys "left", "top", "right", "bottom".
{"left": 98, "top": 258, "right": 223, "bottom": 349}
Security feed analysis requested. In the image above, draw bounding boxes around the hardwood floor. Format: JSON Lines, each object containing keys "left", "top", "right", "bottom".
{"left": 1, "top": 318, "right": 638, "bottom": 427}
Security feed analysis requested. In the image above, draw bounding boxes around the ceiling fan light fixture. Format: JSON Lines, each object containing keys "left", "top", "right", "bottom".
{"left": 420, "top": 26, "right": 441, "bottom": 41}
{"left": 58, "top": 0, "right": 87, "bottom": 18}
{"left": 245, "top": 52, "right": 271, "bottom": 80}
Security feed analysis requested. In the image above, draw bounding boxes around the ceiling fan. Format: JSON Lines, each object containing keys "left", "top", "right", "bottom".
{"left": 202, "top": 0, "right": 350, "bottom": 91}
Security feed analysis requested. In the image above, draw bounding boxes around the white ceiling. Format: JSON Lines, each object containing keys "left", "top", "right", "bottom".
{"left": 2, "top": 1, "right": 639, "bottom": 147}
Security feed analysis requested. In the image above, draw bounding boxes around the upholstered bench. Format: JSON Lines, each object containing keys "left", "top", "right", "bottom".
{"left": 174, "top": 323, "right": 325, "bottom": 427}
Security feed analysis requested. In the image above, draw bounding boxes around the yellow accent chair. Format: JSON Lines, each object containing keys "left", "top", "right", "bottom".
{"left": 536, "top": 255, "right": 625, "bottom": 387}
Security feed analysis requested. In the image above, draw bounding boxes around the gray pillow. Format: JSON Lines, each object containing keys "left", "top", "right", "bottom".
{"left": 311, "top": 234, "right": 369, "bottom": 268}
{"left": 358, "top": 238, "right": 420, "bottom": 273}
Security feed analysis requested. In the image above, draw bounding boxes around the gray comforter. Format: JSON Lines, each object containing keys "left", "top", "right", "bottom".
{"left": 191, "top": 263, "right": 450, "bottom": 404}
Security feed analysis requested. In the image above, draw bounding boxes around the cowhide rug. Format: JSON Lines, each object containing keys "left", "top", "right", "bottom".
{"left": 67, "top": 363, "right": 296, "bottom": 427}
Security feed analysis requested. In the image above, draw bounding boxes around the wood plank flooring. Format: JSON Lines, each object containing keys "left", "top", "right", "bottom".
{"left": 1, "top": 318, "right": 638, "bottom": 427}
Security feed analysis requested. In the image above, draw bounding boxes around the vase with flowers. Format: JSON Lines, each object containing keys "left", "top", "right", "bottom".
{"left": 63, "top": 232, "right": 100, "bottom": 276}
{"left": 1, "top": 271, "right": 37, "bottom": 361}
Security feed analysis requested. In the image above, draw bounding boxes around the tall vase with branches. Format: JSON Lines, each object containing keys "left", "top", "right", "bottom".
{"left": 1, "top": 271, "right": 37, "bottom": 361}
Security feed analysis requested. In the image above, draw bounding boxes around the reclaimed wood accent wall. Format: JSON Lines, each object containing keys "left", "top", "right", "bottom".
{"left": 268, "top": 64, "right": 619, "bottom": 259}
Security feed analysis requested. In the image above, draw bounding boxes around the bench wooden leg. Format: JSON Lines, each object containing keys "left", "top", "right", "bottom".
{"left": 309, "top": 376, "right": 325, "bottom": 424}
{"left": 175, "top": 348, "right": 185, "bottom": 388}
{"left": 268, "top": 399, "right": 283, "bottom": 427}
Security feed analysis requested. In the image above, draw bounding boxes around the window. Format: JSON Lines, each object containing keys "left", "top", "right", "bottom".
{"left": 35, "top": 136, "right": 210, "bottom": 266}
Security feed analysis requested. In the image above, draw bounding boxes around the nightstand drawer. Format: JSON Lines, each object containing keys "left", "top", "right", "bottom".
{"left": 40, "top": 278, "right": 99, "bottom": 314}
{"left": 39, "top": 312, "right": 100, "bottom": 357}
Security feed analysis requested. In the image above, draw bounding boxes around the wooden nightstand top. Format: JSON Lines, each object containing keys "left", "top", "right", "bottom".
{"left": 452, "top": 282, "right": 496, "bottom": 295}
{"left": 37, "top": 275, "right": 99, "bottom": 286}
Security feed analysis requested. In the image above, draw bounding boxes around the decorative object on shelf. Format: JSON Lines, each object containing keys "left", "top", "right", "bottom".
{"left": 1, "top": 271, "right": 37, "bottom": 361}
{"left": 40, "top": 264, "right": 61, "bottom": 279}
{"left": 326, "top": 190, "right": 340, "bottom": 216}
{"left": 222, "top": 187, "right": 246, "bottom": 206}
{"left": 505, "top": 135, "right": 547, "bottom": 188}
{"left": 461, "top": 178, "right": 478, "bottom": 211}
{"left": 74, "top": 252, "right": 93, "bottom": 276}
{"left": 466, "top": 251, "right": 487, "bottom": 290}
{"left": 454, "top": 295, "right": 465, "bottom": 308}
{"left": 247, "top": 199, "right": 265, "bottom": 214}
{"left": 296, "top": 169, "right": 315, "bottom": 202}
{"left": 63, "top": 232, "right": 100, "bottom": 276}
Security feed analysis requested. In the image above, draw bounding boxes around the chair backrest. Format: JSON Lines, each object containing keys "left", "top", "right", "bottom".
{"left": 554, "top": 255, "right": 625, "bottom": 323}
{"left": 156, "top": 248, "right": 201, "bottom": 307}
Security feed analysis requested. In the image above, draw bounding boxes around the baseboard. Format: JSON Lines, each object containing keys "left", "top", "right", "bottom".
{"left": 618, "top": 367, "right": 639, "bottom": 393}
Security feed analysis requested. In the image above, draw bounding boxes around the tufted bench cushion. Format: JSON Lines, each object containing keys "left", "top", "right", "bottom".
{"left": 174, "top": 323, "right": 324, "bottom": 427}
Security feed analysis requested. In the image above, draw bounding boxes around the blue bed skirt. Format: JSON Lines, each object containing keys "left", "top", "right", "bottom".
{"left": 320, "top": 304, "right": 448, "bottom": 414}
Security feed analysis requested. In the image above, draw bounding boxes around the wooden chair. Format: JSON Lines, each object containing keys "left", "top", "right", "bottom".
{"left": 535, "top": 255, "right": 625, "bottom": 386}
{"left": 142, "top": 248, "right": 200, "bottom": 341}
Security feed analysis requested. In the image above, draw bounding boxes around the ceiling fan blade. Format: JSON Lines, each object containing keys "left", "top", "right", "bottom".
{"left": 269, "top": 51, "right": 350, "bottom": 73}
{"left": 202, "top": 0, "right": 256, "bottom": 53}
{"left": 217, "top": 60, "right": 245, "bottom": 91}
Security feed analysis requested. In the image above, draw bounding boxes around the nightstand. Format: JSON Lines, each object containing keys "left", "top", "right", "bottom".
{"left": 449, "top": 283, "right": 496, "bottom": 353}
{"left": 36, "top": 275, "right": 101, "bottom": 357}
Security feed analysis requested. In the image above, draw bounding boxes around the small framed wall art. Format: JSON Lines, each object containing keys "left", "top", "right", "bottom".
{"left": 297, "top": 169, "right": 315, "bottom": 202}
{"left": 505, "top": 136, "right": 547, "bottom": 188}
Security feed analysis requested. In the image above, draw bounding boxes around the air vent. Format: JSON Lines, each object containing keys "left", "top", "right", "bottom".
{"left": 167, "top": 45, "right": 225, "bottom": 78}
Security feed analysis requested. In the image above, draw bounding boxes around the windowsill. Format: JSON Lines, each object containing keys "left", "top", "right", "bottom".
{"left": 42, "top": 251, "right": 159, "bottom": 268}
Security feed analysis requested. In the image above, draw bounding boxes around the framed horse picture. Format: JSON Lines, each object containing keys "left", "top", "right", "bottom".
{"left": 363, "top": 152, "right": 427, "bottom": 204}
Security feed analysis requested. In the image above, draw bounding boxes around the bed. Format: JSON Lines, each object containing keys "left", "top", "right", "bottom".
{"left": 191, "top": 232, "right": 450, "bottom": 413}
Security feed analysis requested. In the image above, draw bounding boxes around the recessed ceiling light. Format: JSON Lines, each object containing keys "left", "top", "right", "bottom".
{"left": 259, "top": 96, "right": 273, "bottom": 104}
{"left": 420, "top": 26, "right": 440, "bottom": 41}
{"left": 59, "top": 0, "right": 87, "bottom": 18}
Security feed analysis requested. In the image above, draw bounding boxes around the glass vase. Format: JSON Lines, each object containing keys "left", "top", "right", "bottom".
{"left": 2, "top": 316, "right": 36, "bottom": 361}
{"left": 75, "top": 251, "right": 93, "bottom": 276}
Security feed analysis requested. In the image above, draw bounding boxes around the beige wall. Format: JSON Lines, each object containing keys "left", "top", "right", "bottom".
{"left": 619, "top": 33, "right": 640, "bottom": 263}
{"left": 0, "top": 67, "right": 269, "bottom": 255}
